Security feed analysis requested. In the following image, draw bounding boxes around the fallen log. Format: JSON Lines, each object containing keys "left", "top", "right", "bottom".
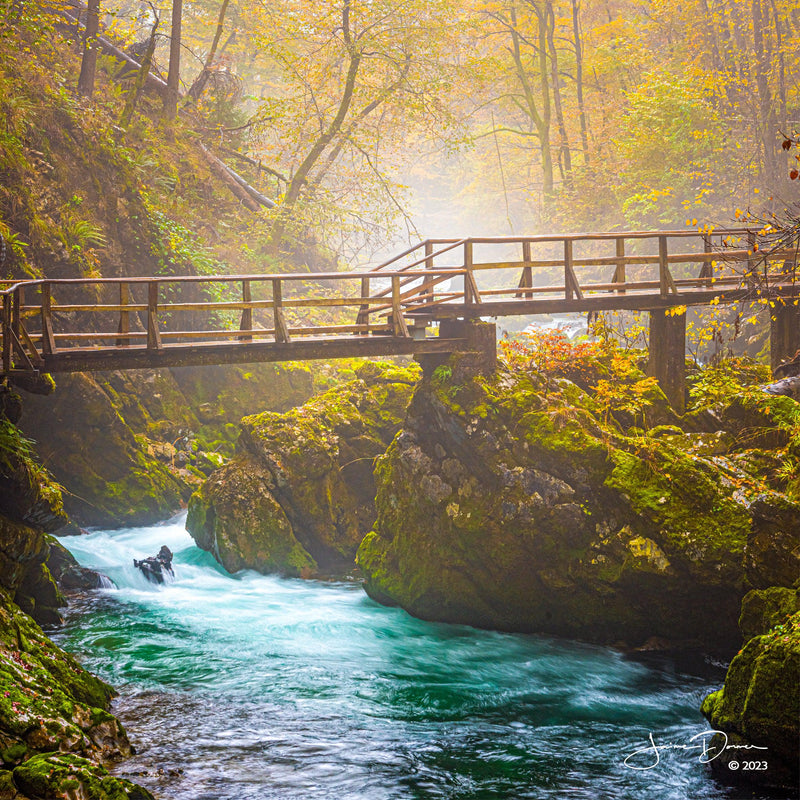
{"left": 199, "top": 144, "right": 277, "bottom": 210}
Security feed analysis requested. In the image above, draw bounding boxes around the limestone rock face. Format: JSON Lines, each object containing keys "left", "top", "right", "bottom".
{"left": 702, "top": 601, "right": 799, "bottom": 790}
{"left": 187, "top": 362, "right": 419, "bottom": 576}
{"left": 357, "top": 357, "right": 797, "bottom": 651}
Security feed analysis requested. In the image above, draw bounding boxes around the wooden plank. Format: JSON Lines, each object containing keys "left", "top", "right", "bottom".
{"left": 273, "top": 279, "right": 290, "bottom": 343}
{"left": 41, "top": 336, "right": 469, "bottom": 373}
{"left": 147, "top": 281, "right": 162, "bottom": 350}
{"left": 699, "top": 234, "right": 713, "bottom": 282}
{"left": 41, "top": 283, "right": 56, "bottom": 355}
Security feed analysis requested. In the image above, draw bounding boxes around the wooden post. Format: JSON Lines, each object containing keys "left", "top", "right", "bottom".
{"left": 658, "top": 235, "right": 677, "bottom": 298}
{"left": 648, "top": 308, "right": 686, "bottom": 412}
{"left": 41, "top": 282, "right": 56, "bottom": 354}
{"left": 117, "top": 282, "right": 130, "bottom": 347}
{"left": 747, "top": 230, "right": 757, "bottom": 287}
{"left": 518, "top": 240, "right": 533, "bottom": 298}
{"left": 2, "top": 293, "right": 11, "bottom": 374}
{"left": 273, "top": 279, "right": 290, "bottom": 343}
{"left": 613, "top": 237, "right": 625, "bottom": 293}
{"left": 463, "top": 240, "right": 481, "bottom": 305}
{"left": 564, "top": 239, "right": 583, "bottom": 301}
{"left": 147, "top": 281, "right": 162, "bottom": 350}
{"left": 699, "top": 234, "right": 713, "bottom": 283}
{"left": 391, "top": 275, "right": 410, "bottom": 337}
{"left": 770, "top": 300, "right": 800, "bottom": 374}
{"left": 12, "top": 286, "right": 23, "bottom": 343}
{"left": 356, "top": 276, "right": 370, "bottom": 327}
{"left": 464, "top": 240, "right": 474, "bottom": 305}
{"left": 424, "top": 240, "right": 434, "bottom": 304}
{"left": 239, "top": 280, "right": 252, "bottom": 341}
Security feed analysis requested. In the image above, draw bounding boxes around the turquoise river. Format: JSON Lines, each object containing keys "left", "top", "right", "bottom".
{"left": 53, "top": 515, "right": 779, "bottom": 800}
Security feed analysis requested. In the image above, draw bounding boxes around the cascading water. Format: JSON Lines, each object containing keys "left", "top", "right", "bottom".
{"left": 53, "top": 514, "right": 771, "bottom": 800}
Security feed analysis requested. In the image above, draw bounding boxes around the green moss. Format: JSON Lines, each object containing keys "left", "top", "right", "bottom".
{"left": 13, "top": 753, "right": 154, "bottom": 800}
{"left": 702, "top": 610, "right": 800, "bottom": 783}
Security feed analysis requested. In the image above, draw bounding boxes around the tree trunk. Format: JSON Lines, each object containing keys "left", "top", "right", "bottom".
{"left": 188, "top": 0, "right": 231, "bottom": 100}
{"left": 571, "top": 0, "right": 589, "bottom": 165}
{"left": 545, "top": 0, "right": 572, "bottom": 187}
{"left": 164, "top": 0, "right": 183, "bottom": 122}
{"left": 77, "top": 0, "right": 100, "bottom": 97}
{"left": 508, "top": 4, "right": 553, "bottom": 195}
{"left": 119, "top": 15, "right": 159, "bottom": 129}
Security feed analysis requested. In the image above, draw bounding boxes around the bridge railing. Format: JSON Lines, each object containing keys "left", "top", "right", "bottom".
{"left": 361, "top": 228, "right": 796, "bottom": 318}
{"left": 0, "top": 269, "right": 465, "bottom": 375}
{"left": 0, "top": 228, "right": 796, "bottom": 376}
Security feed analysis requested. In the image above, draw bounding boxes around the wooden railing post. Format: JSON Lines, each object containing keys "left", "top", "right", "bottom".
{"left": 356, "top": 276, "right": 370, "bottom": 327}
{"left": 613, "top": 237, "right": 625, "bottom": 293}
{"left": 658, "top": 235, "right": 677, "bottom": 298}
{"left": 391, "top": 274, "right": 410, "bottom": 337}
{"left": 41, "top": 282, "right": 56, "bottom": 354}
{"left": 462, "top": 240, "right": 481, "bottom": 305}
{"left": 147, "top": 281, "right": 162, "bottom": 350}
{"left": 116, "top": 282, "right": 130, "bottom": 347}
{"left": 239, "top": 280, "right": 252, "bottom": 342}
{"left": 519, "top": 240, "right": 533, "bottom": 298}
{"left": 563, "top": 239, "right": 583, "bottom": 301}
{"left": 12, "top": 286, "right": 22, "bottom": 344}
{"left": 464, "top": 240, "right": 473, "bottom": 305}
{"left": 273, "top": 279, "right": 290, "bottom": 343}
{"left": 2, "top": 293, "right": 11, "bottom": 374}
{"left": 698, "top": 233, "right": 713, "bottom": 283}
{"left": 424, "top": 240, "right": 434, "bottom": 304}
{"left": 747, "top": 230, "right": 757, "bottom": 288}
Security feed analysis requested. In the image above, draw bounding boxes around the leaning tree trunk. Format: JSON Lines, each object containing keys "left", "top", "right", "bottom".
{"left": 119, "top": 14, "right": 159, "bottom": 129}
{"left": 77, "top": 0, "right": 100, "bottom": 97}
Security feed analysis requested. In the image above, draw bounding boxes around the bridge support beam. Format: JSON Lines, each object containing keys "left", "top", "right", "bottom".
{"left": 770, "top": 301, "right": 800, "bottom": 375}
{"left": 648, "top": 308, "right": 686, "bottom": 413}
{"left": 416, "top": 320, "right": 497, "bottom": 378}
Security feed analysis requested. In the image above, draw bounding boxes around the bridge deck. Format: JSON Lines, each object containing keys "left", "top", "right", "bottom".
{"left": 1, "top": 228, "right": 796, "bottom": 378}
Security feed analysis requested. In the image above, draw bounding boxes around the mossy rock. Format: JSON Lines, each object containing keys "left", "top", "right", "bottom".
{"left": 187, "top": 362, "right": 419, "bottom": 575}
{"left": 358, "top": 356, "right": 792, "bottom": 649}
{"left": 701, "top": 611, "right": 800, "bottom": 789}
{"left": 0, "top": 588, "right": 130, "bottom": 769}
{"left": 739, "top": 587, "right": 800, "bottom": 641}
{"left": 13, "top": 753, "right": 154, "bottom": 800}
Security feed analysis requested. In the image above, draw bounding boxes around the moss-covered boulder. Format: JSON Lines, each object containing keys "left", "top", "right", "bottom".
{"left": 701, "top": 605, "right": 799, "bottom": 789}
{"left": 12, "top": 753, "right": 154, "bottom": 800}
{"left": 187, "top": 361, "right": 419, "bottom": 576}
{"left": 0, "top": 587, "right": 129, "bottom": 766}
{"left": 357, "top": 346, "right": 797, "bottom": 650}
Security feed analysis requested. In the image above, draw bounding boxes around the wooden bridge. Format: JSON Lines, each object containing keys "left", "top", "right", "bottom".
{"left": 2, "top": 228, "right": 798, "bottom": 410}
